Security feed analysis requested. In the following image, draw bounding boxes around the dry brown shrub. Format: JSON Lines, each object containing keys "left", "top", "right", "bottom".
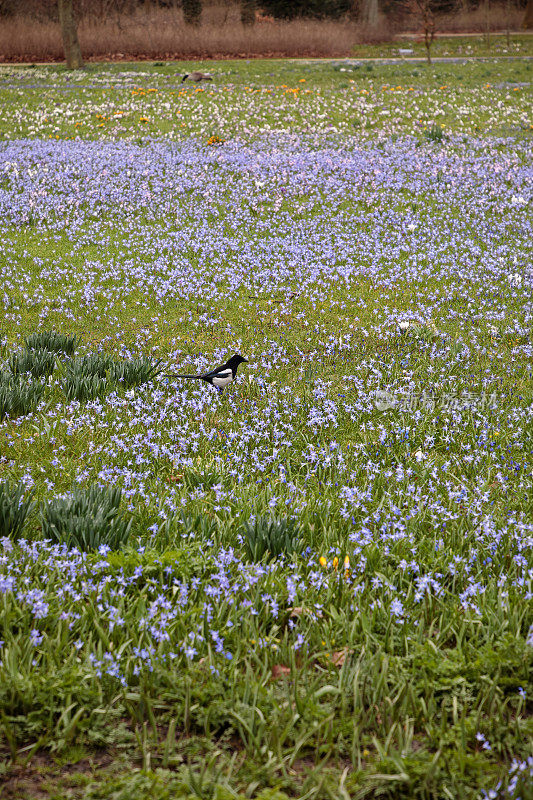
{"left": 435, "top": 2, "right": 524, "bottom": 32}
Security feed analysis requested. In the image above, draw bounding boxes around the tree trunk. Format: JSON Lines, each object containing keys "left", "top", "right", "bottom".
{"left": 241, "top": 0, "right": 255, "bottom": 25}
{"left": 523, "top": 0, "right": 533, "bottom": 28}
{"left": 58, "top": 0, "right": 83, "bottom": 69}
{"left": 425, "top": 29, "right": 432, "bottom": 63}
{"left": 362, "top": 0, "right": 379, "bottom": 27}
{"left": 506, "top": 0, "right": 510, "bottom": 45}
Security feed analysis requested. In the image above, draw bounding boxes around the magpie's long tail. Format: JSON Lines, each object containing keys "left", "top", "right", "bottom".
{"left": 163, "top": 373, "right": 203, "bottom": 379}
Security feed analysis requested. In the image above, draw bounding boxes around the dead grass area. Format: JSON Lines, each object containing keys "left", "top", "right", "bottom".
{"left": 436, "top": 2, "right": 524, "bottom": 31}
{"left": 0, "top": 6, "right": 391, "bottom": 62}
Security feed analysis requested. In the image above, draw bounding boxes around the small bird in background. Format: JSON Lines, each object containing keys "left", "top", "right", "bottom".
{"left": 181, "top": 71, "right": 213, "bottom": 83}
{"left": 165, "top": 354, "right": 247, "bottom": 391}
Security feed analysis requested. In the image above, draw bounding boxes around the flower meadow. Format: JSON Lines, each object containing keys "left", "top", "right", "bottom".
{"left": 0, "top": 60, "right": 532, "bottom": 799}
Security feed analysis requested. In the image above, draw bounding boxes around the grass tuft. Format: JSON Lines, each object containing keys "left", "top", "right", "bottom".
{"left": 0, "top": 480, "right": 35, "bottom": 539}
{"left": 9, "top": 348, "right": 56, "bottom": 379}
{"left": 62, "top": 353, "right": 115, "bottom": 402}
{"left": 243, "top": 516, "right": 301, "bottom": 562}
{"left": 423, "top": 123, "right": 447, "bottom": 143}
{"left": 41, "top": 485, "right": 131, "bottom": 552}
{"left": 111, "top": 357, "right": 163, "bottom": 388}
{"left": 25, "top": 330, "right": 80, "bottom": 356}
{"left": 0, "top": 372, "right": 45, "bottom": 421}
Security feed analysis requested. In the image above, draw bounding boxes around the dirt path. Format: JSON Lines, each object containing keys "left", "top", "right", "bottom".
{"left": 3, "top": 54, "right": 533, "bottom": 67}
{"left": 397, "top": 30, "right": 532, "bottom": 37}
{"left": 296, "top": 55, "right": 533, "bottom": 63}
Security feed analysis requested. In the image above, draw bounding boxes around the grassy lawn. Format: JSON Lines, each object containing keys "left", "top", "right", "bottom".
{"left": 0, "top": 58, "right": 531, "bottom": 142}
{"left": 0, "top": 58, "right": 532, "bottom": 799}
{"left": 351, "top": 32, "right": 533, "bottom": 59}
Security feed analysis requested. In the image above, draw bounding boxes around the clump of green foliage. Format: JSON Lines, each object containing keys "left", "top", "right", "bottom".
{"left": 243, "top": 516, "right": 301, "bottom": 562}
{"left": 424, "top": 124, "right": 446, "bottom": 143}
{"left": 111, "top": 357, "right": 162, "bottom": 388}
{"left": 183, "top": 469, "right": 221, "bottom": 490}
{"left": 68, "top": 353, "right": 115, "bottom": 379}
{"left": 25, "top": 330, "right": 80, "bottom": 355}
{"left": 0, "top": 372, "right": 45, "bottom": 421}
{"left": 62, "top": 373, "right": 108, "bottom": 403}
{"left": 62, "top": 353, "right": 115, "bottom": 402}
{"left": 41, "top": 485, "right": 131, "bottom": 551}
{"left": 9, "top": 348, "right": 56, "bottom": 379}
{"left": 0, "top": 480, "right": 35, "bottom": 539}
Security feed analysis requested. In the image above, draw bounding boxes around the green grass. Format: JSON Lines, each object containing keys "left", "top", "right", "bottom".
{"left": 350, "top": 32, "right": 533, "bottom": 59}
{"left": 0, "top": 57, "right": 531, "bottom": 799}
{"left": 0, "top": 57, "right": 531, "bottom": 141}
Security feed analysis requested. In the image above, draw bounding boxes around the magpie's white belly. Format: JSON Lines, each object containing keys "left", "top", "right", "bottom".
{"left": 212, "top": 373, "right": 233, "bottom": 388}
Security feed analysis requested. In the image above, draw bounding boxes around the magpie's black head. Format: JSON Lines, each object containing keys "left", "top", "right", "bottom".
{"left": 227, "top": 354, "right": 247, "bottom": 368}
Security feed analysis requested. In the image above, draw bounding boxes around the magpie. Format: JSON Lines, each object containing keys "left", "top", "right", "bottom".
{"left": 165, "top": 354, "right": 247, "bottom": 390}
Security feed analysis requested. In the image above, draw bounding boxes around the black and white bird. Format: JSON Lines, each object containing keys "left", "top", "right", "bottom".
{"left": 181, "top": 71, "right": 213, "bottom": 83}
{"left": 165, "top": 354, "right": 247, "bottom": 390}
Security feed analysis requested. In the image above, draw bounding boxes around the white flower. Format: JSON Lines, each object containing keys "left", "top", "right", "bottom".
{"left": 399, "top": 321, "right": 410, "bottom": 331}
{"left": 509, "top": 273, "right": 522, "bottom": 286}
{"left": 407, "top": 223, "right": 416, "bottom": 232}
{"left": 414, "top": 449, "right": 426, "bottom": 462}
{"left": 375, "top": 390, "right": 395, "bottom": 410}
